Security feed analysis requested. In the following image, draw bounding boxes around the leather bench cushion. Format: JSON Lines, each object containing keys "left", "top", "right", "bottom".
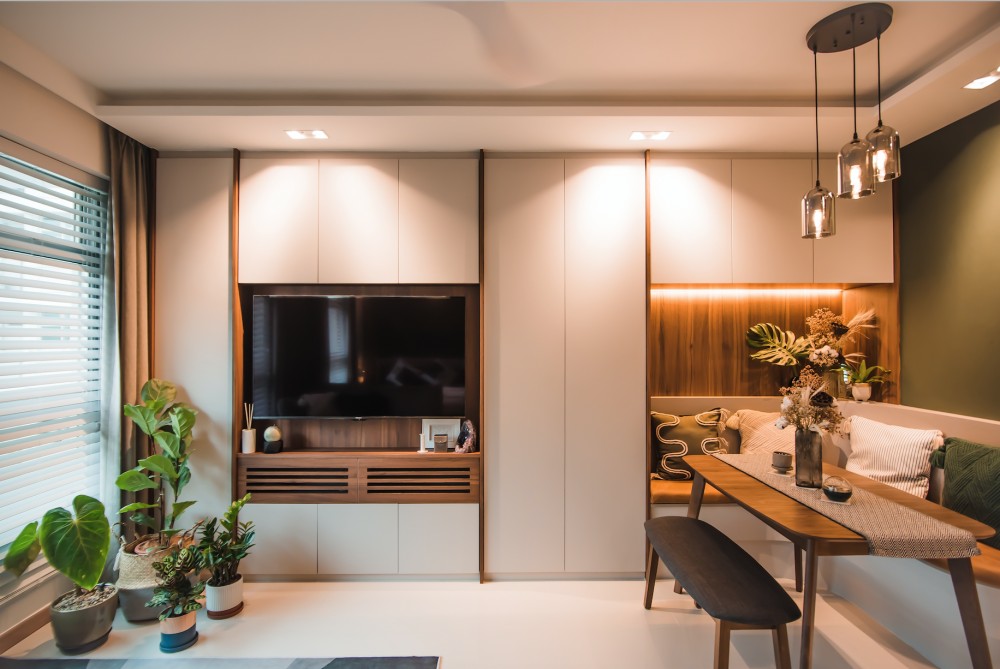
{"left": 644, "top": 516, "right": 801, "bottom": 626}
{"left": 650, "top": 479, "right": 730, "bottom": 505}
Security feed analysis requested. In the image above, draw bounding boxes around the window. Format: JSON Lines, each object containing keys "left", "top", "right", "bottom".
{"left": 0, "top": 151, "right": 109, "bottom": 557}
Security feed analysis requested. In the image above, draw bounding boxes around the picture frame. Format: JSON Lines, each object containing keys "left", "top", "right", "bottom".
{"left": 421, "top": 418, "right": 461, "bottom": 450}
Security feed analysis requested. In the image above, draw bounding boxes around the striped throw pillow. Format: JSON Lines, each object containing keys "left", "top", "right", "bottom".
{"left": 725, "top": 409, "right": 793, "bottom": 455}
{"left": 846, "top": 415, "right": 943, "bottom": 498}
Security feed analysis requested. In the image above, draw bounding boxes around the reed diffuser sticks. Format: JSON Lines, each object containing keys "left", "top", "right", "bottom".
{"left": 244, "top": 402, "right": 254, "bottom": 430}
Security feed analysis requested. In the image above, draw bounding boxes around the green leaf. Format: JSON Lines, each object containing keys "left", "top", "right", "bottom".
{"left": 130, "top": 512, "right": 158, "bottom": 531}
{"left": 139, "top": 454, "right": 177, "bottom": 481}
{"left": 116, "top": 469, "right": 157, "bottom": 492}
{"left": 175, "top": 465, "right": 191, "bottom": 497}
{"left": 153, "top": 431, "right": 181, "bottom": 461}
{"left": 3, "top": 522, "right": 41, "bottom": 577}
{"left": 170, "top": 406, "right": 197, "bottom": 441}
{"left": 123, "top": 404, "right": 159, "bottom": 437}
{"left": 169, "top": 500, "right": 197, "bottom": 524}
{"left": 746, "top": 323, "right": 811, "bottom": 366}
{"left": 119, "top": 501, "right": 159, "bottom": 514}
{"left": 37, "top": 495, "right": 110, "bottom": 591}
{"left": 141, "top": 378, "right": 176, "bottom": 411}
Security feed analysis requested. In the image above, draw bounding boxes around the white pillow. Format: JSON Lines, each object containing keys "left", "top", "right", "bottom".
{"left": 725, "top": 409, "right": 793, "bottom": 455}
{"left": 845, "top": 415, "right": 943, "bottom": 498}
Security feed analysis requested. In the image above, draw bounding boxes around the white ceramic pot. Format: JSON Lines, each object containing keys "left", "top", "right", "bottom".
{"left": 205, "top": 574, "right": 244, "bottom": 619}
{"left": 851, "top": 383, "right": 872, "bottom": 402}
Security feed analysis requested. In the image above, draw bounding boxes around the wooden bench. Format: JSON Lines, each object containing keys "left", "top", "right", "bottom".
{"left": 644, "top": 516, "right": 801, "bottom": 669}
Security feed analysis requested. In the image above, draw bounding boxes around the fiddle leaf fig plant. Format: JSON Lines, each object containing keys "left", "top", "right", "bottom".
{"left": 118, "top": 378, "right": 197, "bottom": 545}
{"left": 3, "top": 495, "right": 111, "bottom": 593}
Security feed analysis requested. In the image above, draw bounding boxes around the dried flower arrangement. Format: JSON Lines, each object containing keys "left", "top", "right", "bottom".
{"left": 775, "top": 366, "right": 845, "bottom": 434}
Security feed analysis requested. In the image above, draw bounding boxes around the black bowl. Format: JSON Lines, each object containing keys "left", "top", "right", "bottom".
{"left": 822, "top": 476, "right": 853, "bottom": 502}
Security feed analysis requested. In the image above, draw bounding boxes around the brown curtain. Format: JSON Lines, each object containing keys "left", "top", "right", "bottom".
{"left": 108, "top": 128, "right": 157, "bottom": 541}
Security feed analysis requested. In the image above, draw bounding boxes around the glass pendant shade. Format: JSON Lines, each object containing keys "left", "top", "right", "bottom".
{"left": 866, "top": 123, "right": 901, "bottom": 182}
{"left": 802, "top": 184, "right": 836, "bottom": 238}
{"left": 837, "top": 136, "right": 876, "bottom": 199}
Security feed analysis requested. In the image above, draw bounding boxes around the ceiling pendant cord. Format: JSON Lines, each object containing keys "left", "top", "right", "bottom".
{"left": 852, "top": 43, "right": 860, "bottom": 142}
{"left": 814, "top": 48, "right": 821, "bottom": 189}
{"left": 876, "top": 33, "right": 884, "bottom": 128}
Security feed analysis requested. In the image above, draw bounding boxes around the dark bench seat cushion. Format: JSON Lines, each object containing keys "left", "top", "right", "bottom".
{"left": 644, "top": 516, "right": 801, "bottom": 627}
{"left": 650, "top": 479, "right": 730, "bottom": 505}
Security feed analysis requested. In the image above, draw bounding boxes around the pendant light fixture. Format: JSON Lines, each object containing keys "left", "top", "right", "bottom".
{"left": 802, "top": 48, "right": 835, "bottom": 239}
{"left": 807, "top": 3, "right": 895, "bottom": 201}
{"left": 866, "top": 34, "right": 901, "bottom": 181}
{"left": 838, "top": 41, "right": 876, "bottom": 199}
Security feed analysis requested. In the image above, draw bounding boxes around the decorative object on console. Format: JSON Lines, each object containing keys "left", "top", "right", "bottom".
{"left": 842, "top": 359, "right": 890, "bottom": 402}
{"left": 433, "top": 434, "right": 448, "bottom": 452}
{"left": 930, "top": 437, "right": 1000, "bottom": 548}
{"left": 454, "top": 418, "right": 477, "bottom": 453}
{"left": 725, "top": 409, "right": 792, "bottom": 455}
{"left": 651, "top": 409, "right": 730, "bottom": 480}
{"left": 241, "top": 403, "right": 256, "bottom": 453}
{"left": 806, "top": 3, "right": 897, "bottom": 200}
{"left": 422, "top": 418, "right": 460, "bottom": 452}
{"left": 846, "top": 415, "right": 943, "bottom": 498}
{"left": 775, "top": 367, "right": 845, "bottom": 488}
{"left": 262, "top": 423, "right": 283, "bottom": 453}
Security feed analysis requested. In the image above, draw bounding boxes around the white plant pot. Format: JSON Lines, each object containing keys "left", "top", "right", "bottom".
{"left": 205, "top": 574, "right": 244, "bottom": 619}
{"left": 851, "top": 383, "right": 872, "bottom": 402}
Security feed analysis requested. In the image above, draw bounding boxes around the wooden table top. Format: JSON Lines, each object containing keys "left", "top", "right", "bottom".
{"left": 685, "top": 455, "right": 995, "bottom": 554}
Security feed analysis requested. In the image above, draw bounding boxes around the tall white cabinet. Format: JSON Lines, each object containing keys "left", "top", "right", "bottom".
{"left": 485, "top": 156, "right": 646, "bottom": 576}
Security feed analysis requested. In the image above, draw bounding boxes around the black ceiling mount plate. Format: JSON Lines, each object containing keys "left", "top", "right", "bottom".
{"left": 806, "top": 3, "right": 893, "bottom": 53}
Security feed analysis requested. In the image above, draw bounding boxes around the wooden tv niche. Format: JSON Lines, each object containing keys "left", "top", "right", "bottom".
{"left": 235, "top": 283, "right": 481, "bottom": 505}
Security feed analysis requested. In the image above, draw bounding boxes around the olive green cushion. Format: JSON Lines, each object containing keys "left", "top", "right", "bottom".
{"left": 930, "top": 437, "right": 1000, "bottom": 549}
{"left": 651, "top": 409, "right": 729, "bottom": 481}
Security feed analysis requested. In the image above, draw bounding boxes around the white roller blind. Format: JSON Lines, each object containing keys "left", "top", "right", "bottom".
{"left": 0, "top": 152, "right": 108, "bottom": 554}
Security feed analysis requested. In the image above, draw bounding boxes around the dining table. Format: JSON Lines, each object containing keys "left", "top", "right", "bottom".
{"left": 682, "top": 454, "right": 995, "bottom": 669}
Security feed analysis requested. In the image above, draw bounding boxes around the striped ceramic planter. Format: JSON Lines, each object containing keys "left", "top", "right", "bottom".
{"left": 205, "top": 575, "right": 244, "bottom": 619}
{"left": 159, "top": 611, "right": 198, "bottom": 653}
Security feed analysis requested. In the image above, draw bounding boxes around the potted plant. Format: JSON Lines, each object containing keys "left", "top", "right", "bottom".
{"left": 3, "top": 495, "right": 117, "bottom": 654}
{"left": 842, "top": 359, "right": 891, "bottom": 402}
{"left": 115, "top": 378, "right": 198, "bottom": 622}
{"left": 197, "top": 493, "right": 255, "bottom": 619}
{"left": 147, "top": 544, "right": 204, "bottom": 653}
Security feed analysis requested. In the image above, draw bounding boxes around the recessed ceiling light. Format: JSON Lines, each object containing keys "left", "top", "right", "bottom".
{"left": 629, "top": 130, "right": 671, "bottom": 141}
{"left": 963, "top": 69, "right": 1000, "bottom": 90}
{"left": 285, "top": 130, "right": 328, "bottom": 140}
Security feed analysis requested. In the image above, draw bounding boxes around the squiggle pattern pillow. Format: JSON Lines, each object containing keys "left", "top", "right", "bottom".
{"left": 651, "top": 409, "right": 730, "bottom": 480}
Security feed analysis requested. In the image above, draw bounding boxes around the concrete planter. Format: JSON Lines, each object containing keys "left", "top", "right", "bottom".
{"left": 50, "top": 584, "right": 118, "bottom": 655}
{"left": 205, "top": 574, "right": 245, "bottom": 619}
{"left": 851, "top": 383, "right": 872, "bottom": 402}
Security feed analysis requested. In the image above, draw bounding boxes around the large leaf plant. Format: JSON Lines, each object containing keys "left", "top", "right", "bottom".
{"left": 745, "top": 323, "right": 812, "bottom": 366}
{"left": 147, "top": 545, "right": 204, "bottom": 620}
{"left": 3, "top": 495, "right": 111, "bottom": 595}
{"left": 118, "top": 378, "right": 197, "bottom": 546}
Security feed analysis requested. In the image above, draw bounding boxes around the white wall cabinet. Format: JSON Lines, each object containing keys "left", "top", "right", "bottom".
{"left": 484, "top": 158, "right": 567, "bottom": 574}
{"left": 318, "top": 158, "right": 399, "bottom": 284}
{"left": 813, "top": 159, "right": 894, "bottom": 283}
{"left": 399, "top": 158, "right": 479, "bottom": 284}
{"left": 564, "top": 158, "right": 647, "bottom": 573}
{"left": 317, "top": 504, "right": 399, "bottom": 575}
{"left": 239, "top": 156, "right": 478, "bottom": 284}
{"left": 398, "top": 504, "right": 479, "bottom": 575}
{"left": 241, "top": 503, "right": 319, "bottom": 576}
{"left": 732, "top": 158, "right": 815, "bottom": 283}
{"left": 649, "top": 158, "right": 733, "bottom": 283}
{"left": 238, "top": 158, "right": 319, "bottom": 283}
{"left": 485, "top": 157, "right": 647, "bottom": 576}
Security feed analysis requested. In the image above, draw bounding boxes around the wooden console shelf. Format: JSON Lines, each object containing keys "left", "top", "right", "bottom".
{"left": 237, "top": 451, "right": 481, "bottom": 504}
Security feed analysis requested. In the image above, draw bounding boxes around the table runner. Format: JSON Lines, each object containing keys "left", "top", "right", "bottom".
{"left": 714, "top": 453, "right": 981, "bottom": 559}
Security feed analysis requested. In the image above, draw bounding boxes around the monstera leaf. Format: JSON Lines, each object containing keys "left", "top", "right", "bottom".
{"left": 746, "top": 323, "right": 811, "bottom": 366}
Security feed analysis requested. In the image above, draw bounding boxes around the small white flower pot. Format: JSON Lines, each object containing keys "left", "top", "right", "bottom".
{"left": 851, "top": 383, "right": 872, "bottom": 402}
{"left": 205, "top": 574, "right": 244, "bottom": 619}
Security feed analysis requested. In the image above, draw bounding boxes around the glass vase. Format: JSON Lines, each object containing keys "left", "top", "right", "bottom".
{"left": 794, "top": 428, "right": 823, "bottom": 488}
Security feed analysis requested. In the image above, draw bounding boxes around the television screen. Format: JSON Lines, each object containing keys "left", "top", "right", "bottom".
{"left": 251, "top": 295, "right": 466, "bottom": 418}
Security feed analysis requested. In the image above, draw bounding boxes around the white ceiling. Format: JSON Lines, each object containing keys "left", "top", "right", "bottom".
{"left": 1, "top": 1, "right": 998, "bottom": 153}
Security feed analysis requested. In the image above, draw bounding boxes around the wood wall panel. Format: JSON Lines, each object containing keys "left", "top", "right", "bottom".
{"left": 649, "top": 291, "right": 843, "bottom": 396}
{"left": 842, "top": 284, "right": 900, "bottom": 404}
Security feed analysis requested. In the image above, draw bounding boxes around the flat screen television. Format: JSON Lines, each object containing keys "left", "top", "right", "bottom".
{"left": 251, "top": 295, "right": 466, "bottom": 418}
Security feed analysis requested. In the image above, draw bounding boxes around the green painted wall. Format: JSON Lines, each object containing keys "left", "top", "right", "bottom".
{"left": 899, "top": 100, "right": 1000, "bottom": 420}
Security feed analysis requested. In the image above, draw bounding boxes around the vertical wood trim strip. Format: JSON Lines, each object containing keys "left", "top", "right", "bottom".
{"left": 644, "top": 150, "right": 652, "bottom": 520}
{"left": 231, "top": 148, "right": 242, "bottom": 500}
{"left": 148, "top": 149, "right": 158, "bottom": 375}
{"left": 478, "top": 148, "right": 486, "bottom": 583}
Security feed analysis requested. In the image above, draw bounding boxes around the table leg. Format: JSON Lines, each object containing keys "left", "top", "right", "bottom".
{"left": 643, "top": 543, "right": 658, "bottom": 609}
{"left": 948, "top": 557, "right": 994, "bottom": 669}
{"left": 687, "top": 473, "right": 706, "bottom": 519}
{"left": 798, "top": 541, "right": 819, "bottom": 669}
